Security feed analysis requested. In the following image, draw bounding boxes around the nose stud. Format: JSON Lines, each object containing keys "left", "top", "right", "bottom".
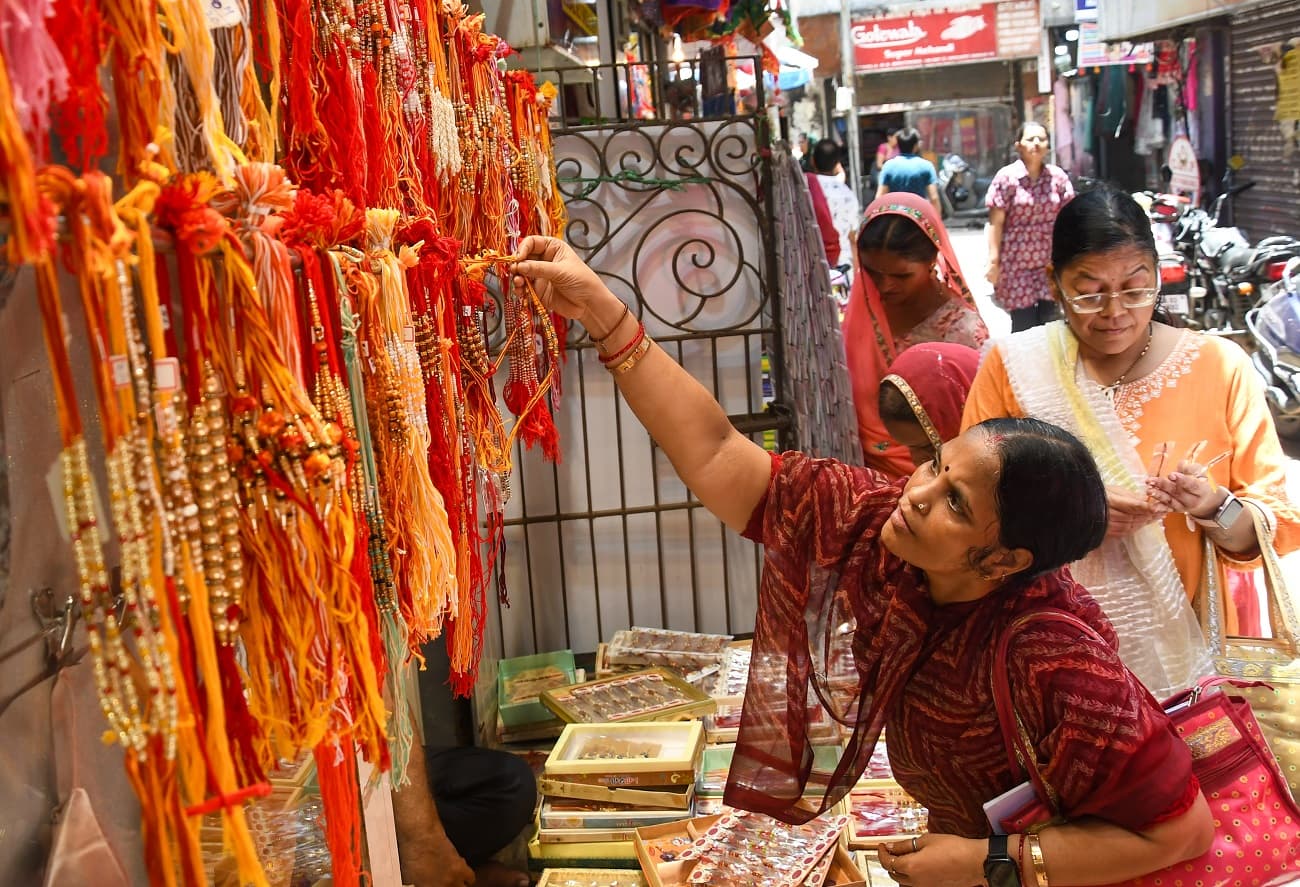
{"left": 915, "top": 500, "right": 928, "bottom": 514}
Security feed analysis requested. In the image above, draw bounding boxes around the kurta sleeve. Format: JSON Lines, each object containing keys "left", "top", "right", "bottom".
{"left": 1007, "top": 623, "right": 1199, "bottom": 832}
{"left": 960, "top": 344, "right": 1027, "bottom": 432}
{"left": 985, "top": 169, "right": 1014, "bottom": 210}
{"left": 1217, "top": 340, "right": 1300, "bottom": 562}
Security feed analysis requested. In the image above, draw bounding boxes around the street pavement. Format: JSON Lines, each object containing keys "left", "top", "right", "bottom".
{"left": 945, "top": 225, "right": 1300, "bottom": 584}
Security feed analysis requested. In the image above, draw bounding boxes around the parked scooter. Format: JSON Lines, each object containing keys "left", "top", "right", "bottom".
{"left": 937, "top": 154, "right": 989, "bottom": 223}
{"left": 1247, "top": 257, "right": 1300, "bottom": 439}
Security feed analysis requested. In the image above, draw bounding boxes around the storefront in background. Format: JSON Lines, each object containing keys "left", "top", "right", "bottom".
{"left": 798, "top": 0, "right": 1040, "bottom": 189}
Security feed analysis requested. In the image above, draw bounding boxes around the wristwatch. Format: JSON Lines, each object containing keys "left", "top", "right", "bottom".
{"left": 1195, "top": 490, "right": 1245, "bottom": 530}
{"left": 984, "top": 834, "right": 1021, "bottom": 887}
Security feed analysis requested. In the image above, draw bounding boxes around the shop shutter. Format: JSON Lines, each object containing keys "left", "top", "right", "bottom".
{"left": 854, "top": 60, "right": 1015, "bottom": 106}
{"left": 1230, "top": 0, "right": 1300, "bottom": 238}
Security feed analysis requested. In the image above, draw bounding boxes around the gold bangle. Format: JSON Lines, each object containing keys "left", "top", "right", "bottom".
{"left": 608, "top": 335, "right": 653, "bottom": 375}
{"left": 1028, "top": 833, "right": 1049, "bottom": 887}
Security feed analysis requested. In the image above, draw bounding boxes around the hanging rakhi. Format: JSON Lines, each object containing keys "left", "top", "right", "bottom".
{"left": 40, "top": 168, "right": 202, "bottom": 887}
{"left": 232, "top": 163, "right": 304, "bottom": 386}
{"left": 0, "top": 0, "right": 70, "bottom": 160}
{"left": 271, "top": 0, "right": 368, "bottom": 204}
{"left": 358, "top": 208, "right": 460, "bottom": 644}
{"left": 219, "top": 188, "right": 386, "bottom": 887}
{"left": 152, "top": 171, "right": 268, "bottom": 797}
{"left": 115, "top": 166, "right": 271, "bottom": 886}
{"left": 399, "top": 221, "right": 491, "bottom": 695}
{"left": 406, "top": 0, "right": 462, "bottom": 217}
{"left": 157, "top": 0, "right": 243, "bottom": 180}
{"left": 101, "top": 0, "right": 170, "bottom": 179}
{"left": 0, "top": 43, "right": 55, "bottom": 264}
{"left": 49, "top": 0, "right": 110, "bottom": 170}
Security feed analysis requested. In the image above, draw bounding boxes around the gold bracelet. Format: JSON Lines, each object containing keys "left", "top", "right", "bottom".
{"left": 608, "top": 334, "right": 653, "bottom": 375}
{"left": 1028, "top": 833, "right": 1049, "bottom": 887}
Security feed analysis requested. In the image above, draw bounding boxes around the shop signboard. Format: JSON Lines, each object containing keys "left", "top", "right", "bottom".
{"left": 1075, "top": 0, "right": 1098, "bottom": 22}
{"left": 851, "top": 0, "right": 1040, "bottom": 73}
{"left": 1075, "top": 21, "right": 1154, "bottom": 68}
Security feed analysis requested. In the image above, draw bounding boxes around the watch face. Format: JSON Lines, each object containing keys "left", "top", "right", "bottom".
{"left": 984, "top": 859, "right": 1020, "bottom": 887}
{"left": 1217, "top": 496, "right": 1245, "bottom": 529}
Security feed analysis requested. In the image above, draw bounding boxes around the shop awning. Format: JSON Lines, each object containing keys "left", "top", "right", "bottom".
{"left": 1096, "top": 0, "right": 1273, "bottom": 41}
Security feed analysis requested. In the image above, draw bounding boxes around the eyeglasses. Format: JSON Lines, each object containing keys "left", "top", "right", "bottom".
{"left": 1021, "top": 135, "right": 1049, "bottom": 144}
{"left": 1062, "top": 287, "right": 1160, "bottom": 314}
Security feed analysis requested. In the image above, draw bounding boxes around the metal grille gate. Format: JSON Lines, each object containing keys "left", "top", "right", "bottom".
{"left": 488, "top": 60, "right": 788, "bottom": 659}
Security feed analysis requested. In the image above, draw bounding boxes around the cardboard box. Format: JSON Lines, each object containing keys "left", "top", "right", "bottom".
{"left": 527, "top": 835, "right": 638, "bottom": 867}
{"left": 540, "top": 777, "right": 695, "bottom": 810}
{"left": 544, "top": 722, "right": 704, "bottom": 788}
{"left": 537, "top": 869, "right": 646, "bottom": 887}
{"left": 499, "top": 650, "right": 577, "bottom": 728}
{"left": 542, "top": 669, "right": 715, "bottom": 724}
{"left": 538, "top": 825, "right": 639, "bottom": 844}
{"left": 846, "top": 785, "right": 927, "bottom": 850}
{"left": 540, "top": 799, "right": 693, "bottom": 830}
{"left": 632, "top": 815, "right": 864, "bottom": 887}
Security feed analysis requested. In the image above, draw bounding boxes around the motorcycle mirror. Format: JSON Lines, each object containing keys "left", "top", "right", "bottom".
{"left": 1229, "top": 155, "right": 1246, "bottom": 171}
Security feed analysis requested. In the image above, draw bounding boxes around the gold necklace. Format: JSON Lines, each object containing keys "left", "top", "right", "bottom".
{"left": 1100, "top": 322, "right": 1154, "bottom": 401}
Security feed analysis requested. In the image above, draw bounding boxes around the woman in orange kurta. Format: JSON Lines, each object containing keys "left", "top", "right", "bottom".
{"left": 963, "top": 186, "right": 1300, "bottom": 700}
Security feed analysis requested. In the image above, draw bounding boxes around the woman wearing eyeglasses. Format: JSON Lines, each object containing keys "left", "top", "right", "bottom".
{"left": 985, "top": 122, "right": 1075, "bottom": 332}
{"left": 964, "top": 185, "right": 1300, "bottom": 699}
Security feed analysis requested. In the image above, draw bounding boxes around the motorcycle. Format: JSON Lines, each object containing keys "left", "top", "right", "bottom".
{"left": 937, "top": 154, "right": 990, "bottom": 224}
{"left": 1133, "top": 190, "right": 1193, "bottom": 321}
{"left": 1247, "top": 256, "right": 1300, "bottom": 439}
{"left": 1175, "top": 180, "right": 1258, "bottom": 333}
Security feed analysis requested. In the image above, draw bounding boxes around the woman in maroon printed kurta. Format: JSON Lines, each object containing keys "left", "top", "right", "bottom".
{"left": 512, "top": 236, "right": 1213, "bottom": 886}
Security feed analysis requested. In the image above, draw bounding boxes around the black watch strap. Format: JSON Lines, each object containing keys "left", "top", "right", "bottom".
{"left": 987, "top": 834, "right": 1010, "bottom": 861}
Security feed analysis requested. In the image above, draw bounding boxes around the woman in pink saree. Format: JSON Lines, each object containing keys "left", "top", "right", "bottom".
{"left": 843, "top": 194, "right": 988, "bottom": 477}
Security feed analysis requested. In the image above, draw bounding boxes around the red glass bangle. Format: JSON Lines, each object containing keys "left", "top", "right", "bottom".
{"left": 600, "top": 322, "right": 645, "bottom": 365}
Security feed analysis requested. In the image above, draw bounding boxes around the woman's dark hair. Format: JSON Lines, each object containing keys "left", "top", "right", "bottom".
{"left": 1050, "top": 184, "right": 1181, "bottom": 323}
{"left": 857, "top": 212, "right": 939, "bottom": 265}
{"left": 976, "top": 417, "right": 1108, "bottom": 577}
{"left": 1051, "top": 183, "right": 1157, "bottom": 273}
{"left": 878, "top": 379, "right": 916, "bottom": 424}
{"left": 896, "top": 127, "right": 921, "bottom": 154}
{"left": 1014, "top": 120, "right": 1049, "bottom": 144}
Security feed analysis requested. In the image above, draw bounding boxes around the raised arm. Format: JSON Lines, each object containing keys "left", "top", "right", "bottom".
{"left": 512, "top": 236, "right": 773, "bottom": 533}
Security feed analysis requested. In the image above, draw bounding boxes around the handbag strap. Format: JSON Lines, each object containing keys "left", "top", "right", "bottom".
{"left": 992, "top": 610, "right": 1110, "bottom": 815}
{"left": 1200, "top": 500, "right": 1300, "bottom": 657}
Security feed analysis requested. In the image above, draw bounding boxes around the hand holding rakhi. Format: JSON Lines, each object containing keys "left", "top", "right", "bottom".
{"left": 877, "top": 834, "right": 986, "bottom": 886}
{"left": 511, "top": 235, "right": 609, "bottom": 324}
{"left": 1106, "top": 485, "right": 1169, "bottom": 539}
{"left": 1145, "top": 453, "right": 1230, "bottom": 521}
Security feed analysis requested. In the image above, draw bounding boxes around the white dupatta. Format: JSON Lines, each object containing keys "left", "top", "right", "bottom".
{"left": 999, "top": 322, "right": 1213, "bottom": 699}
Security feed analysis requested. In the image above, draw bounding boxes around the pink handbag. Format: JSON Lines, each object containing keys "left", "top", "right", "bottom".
{"left": 993, "top": 610, "right": 1300, "bottom": 887}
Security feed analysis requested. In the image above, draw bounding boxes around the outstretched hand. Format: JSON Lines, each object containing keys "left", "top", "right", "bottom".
{"left": 511, "top": 235, "right": 609, "bottom": 325}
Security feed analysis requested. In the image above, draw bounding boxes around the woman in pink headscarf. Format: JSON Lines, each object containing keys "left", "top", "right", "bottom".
{"left": 878, "top": 343, "right": 982, "bottom": 468}
{"left": 843, "top": 193, "right": 988, "bottom": 476}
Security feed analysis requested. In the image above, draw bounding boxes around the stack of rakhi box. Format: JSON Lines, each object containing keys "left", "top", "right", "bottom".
{"left": 537, "top": 722, "right": 704, "bottom": 846}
